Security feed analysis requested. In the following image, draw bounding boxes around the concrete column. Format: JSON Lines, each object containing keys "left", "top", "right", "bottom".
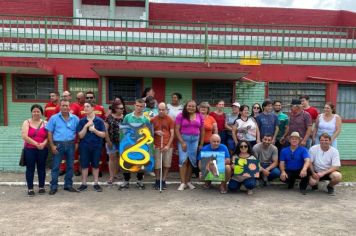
{"left": 109, "top": 0, "right": 116, "bottom": 26}
{"left": 73, "top": 0, "right": 82, "bottom": 25}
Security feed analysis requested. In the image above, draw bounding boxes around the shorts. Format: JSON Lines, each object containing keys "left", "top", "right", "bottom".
{"left": 106, "top": 143, "right": 119, "bottom": 155}
{"left": 154, "top": 148, "right": 173, "bottom": 169}
{"left": 178, "top": 134, "right": 199, "bottom": 168}
{"left": 79, "top": 145, "right": 101, "bottom": 169}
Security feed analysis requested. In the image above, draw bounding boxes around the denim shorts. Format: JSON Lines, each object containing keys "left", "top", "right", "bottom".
{"left": 79, "top": 145, "right": 102, "bottom": 168}
{"left": 178, "top": 134, "right": 199, "bottom": 168}
{"left": 106, "top": 143, "right": 119, "bottom": 155}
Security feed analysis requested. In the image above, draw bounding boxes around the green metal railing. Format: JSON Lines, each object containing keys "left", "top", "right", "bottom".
{"left": 0, "top": 14, "right": 355, "bottom": 63}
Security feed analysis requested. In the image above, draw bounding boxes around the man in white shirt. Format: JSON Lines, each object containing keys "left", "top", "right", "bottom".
{"left": 309, "top": 133, "right": 342, "bottom": 195}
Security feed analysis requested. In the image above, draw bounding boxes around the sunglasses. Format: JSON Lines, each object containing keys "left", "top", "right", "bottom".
{"left": 86, "top": 96, "right": 94, "bottom": 99}
{"left": 253, "top": 107, "right": 260, "bottom": 109}
{"left": 240, "top": 145, "right": 248, "bottom": 148}
{"left": 117, "top": 107, "right": 124, "bottom": 110}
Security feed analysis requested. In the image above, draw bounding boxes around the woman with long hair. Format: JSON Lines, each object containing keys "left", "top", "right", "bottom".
{"left": 313, "top": 102, "right": 342, "bottom": 148}
{"left": 232, "top": 105, "right": 260, "bottom": 147}
{"left": 251, "top": 103, "right": 262, "bottom": 120}
{"left": 175, "top": 100, "right": 205, "bottom": 191}
{"left": 228, "top": 140, "right": 258, "bottom": 195}
{"left": 21, "top": 104, "right": 48, "bottom": 197}
{"left": 105, "top": 101, "right": 124, "bottom": 184}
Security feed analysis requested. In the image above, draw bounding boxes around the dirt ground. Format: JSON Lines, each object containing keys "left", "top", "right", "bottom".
{"left": 0, "top": 171, "right": 355, "bottom": 236}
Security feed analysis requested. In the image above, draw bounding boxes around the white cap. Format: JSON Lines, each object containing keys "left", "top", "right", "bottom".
{"left": 232, "top": 102, "right": 240, "bottom": 107}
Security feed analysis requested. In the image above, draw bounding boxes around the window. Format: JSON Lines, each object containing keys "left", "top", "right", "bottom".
{"left": 268, "top": 82, "right": 326, "bottom": 113}
{"left": 108, "top": 78, "right": 142, "bottom": 103}
{"left": 14, "top": 75, "right": 54, "bottom": 100}
{"left": 337, "top": 85, "right": 356, "bottom": 119}
{"left": 194, "top": 80, "right": 234, "bottom": 105}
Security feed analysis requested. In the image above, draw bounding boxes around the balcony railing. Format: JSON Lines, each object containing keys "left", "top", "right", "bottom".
{"left": 0, "top": 14, "right": 356, "bottom": 63}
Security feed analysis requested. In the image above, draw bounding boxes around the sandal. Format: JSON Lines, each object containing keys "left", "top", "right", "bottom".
{"left": 203, "top": 183, "right": 211, "bottom": 189}
{"left": 107, "top": 179, "right": 113, "bottom": 185}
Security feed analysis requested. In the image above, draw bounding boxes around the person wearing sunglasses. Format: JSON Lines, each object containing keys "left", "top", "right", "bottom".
{"left": 228, "top": 140, "right": 258, "bottom": 195}
{"left": 104, "top": 101, "right": 125, "bottom": 185}
{"left": 251, "top": 103, "right": 262, "bottom": 120}
{"left": 280, "top": 132, "right": 311, "bottom": 195}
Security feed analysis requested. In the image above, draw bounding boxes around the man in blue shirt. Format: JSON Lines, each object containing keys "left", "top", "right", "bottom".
{"left": 280, "top": 132, "right": 310, "bottom": 194}
{"left": 256, "top": 99, "right": 279, "bottom": 143}
{"left": 198, "top": 134, "right": 231, "bottom": 194}
{"left": 46, "top": 100, "right": 79, "bottom": 195}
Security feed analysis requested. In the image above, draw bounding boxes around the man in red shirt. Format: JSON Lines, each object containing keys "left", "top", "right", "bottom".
{"left": 44, "top": 91, "right": 60, "bottom": 120}
{"left": 300, "top": 95, "right": 319, "bottom": 148}
{"left": 300, "top": 95, "right": 319, "bottom": 122}
{"left": 150, "top": 102, "right": 175, "bottom": 190}
{"left": 62, "top": 90, "right": 80, "bottom": 117}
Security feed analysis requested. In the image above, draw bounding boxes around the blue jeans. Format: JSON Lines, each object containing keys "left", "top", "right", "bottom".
{"left": 261, "top": 163, "right": 281, "bottom": 181}
{"left": 50, "top": 141, "right": 75, "bottom": 190}
{"left": 219, "top": 130, "right": 227, "bottom": 145}
{"left": 228, "top": 178, "right": 256, "bottom": 191}
{"left": 24, "top": 147, "right": 48, "bottom": 189}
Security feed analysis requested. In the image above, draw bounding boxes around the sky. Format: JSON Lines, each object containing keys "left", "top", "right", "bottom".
{"left": 150, "top": 0, "right": 356, "bottom": 12}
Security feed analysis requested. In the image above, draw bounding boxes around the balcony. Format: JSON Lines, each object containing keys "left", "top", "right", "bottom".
{"left": 0, "top": 14, "right": 356, "bottom": 65}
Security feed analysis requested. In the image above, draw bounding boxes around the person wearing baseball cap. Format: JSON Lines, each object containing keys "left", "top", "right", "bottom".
{"left": 225, "top": 102, "right": 240, "bottom": 153}
{"left": 287, "top": 98, "right": 312, "bottom": 149}
{"left": 280, "top": 131, "right": 311, "bottom": 195}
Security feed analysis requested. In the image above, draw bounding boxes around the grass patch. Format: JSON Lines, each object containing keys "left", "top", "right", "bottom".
{"left": 340, "top": 166, "right": 356, "bottom": 182}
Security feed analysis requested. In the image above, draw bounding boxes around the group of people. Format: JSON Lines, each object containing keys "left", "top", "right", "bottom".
{"left": 21, "top": 88, "right": 343, "bottom": 197}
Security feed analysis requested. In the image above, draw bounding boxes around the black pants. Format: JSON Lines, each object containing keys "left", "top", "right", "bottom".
{"left": 283, "top": 169, "right": 310, "bottom": 190}
{"left": 123, "top": 172, "right": 144, "bottom": 181}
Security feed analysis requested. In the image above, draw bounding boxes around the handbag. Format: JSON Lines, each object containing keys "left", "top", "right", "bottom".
{"left": 19, "top": 148, "right": 26, "bottom": 166}
{"left": 19, "top": 120, "right": 43, "bottom": 167}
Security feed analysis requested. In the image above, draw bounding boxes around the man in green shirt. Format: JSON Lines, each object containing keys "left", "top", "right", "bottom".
{"left": 273, "top": 100, "right": 289, "bottom": 155}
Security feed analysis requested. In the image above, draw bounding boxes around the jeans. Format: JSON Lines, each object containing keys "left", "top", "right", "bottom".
{"left": 282, "top": 169, "right": 310, "bottom": 190}
{"left": 261, "top": 163, "right": 281, "bottom": 181}
{"left": 123, "top": 172, "right": 144, "bottom": 181}
{"left": 219, "top": 130, "right": 227, "bottom": 145}
{"left": 24, "top": 147, "right": 48, "bottom": 189}
{"left": 50, "top": 141, "right": 75, "bottom": 190}
{"left": 228, "top": 178, "right": 256, "bottom": 191}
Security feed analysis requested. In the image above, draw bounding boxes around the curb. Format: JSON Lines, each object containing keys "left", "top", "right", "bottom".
{"left": 0, "top": 181, "right": 355, "bottom": 187}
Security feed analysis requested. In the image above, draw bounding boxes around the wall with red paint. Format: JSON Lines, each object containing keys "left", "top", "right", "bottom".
{"left": 149, "top": 3, "right": 355, "bottom": 27}
{"left": 0, "top": 0, "right": 73, "bottom": 17}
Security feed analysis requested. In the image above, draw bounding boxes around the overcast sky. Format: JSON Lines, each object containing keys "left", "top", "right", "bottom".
{"left": 151, "top": 0, "right": 356, "bottom": 12}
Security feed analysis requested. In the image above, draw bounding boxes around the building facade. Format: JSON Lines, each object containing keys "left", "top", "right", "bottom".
{"left": 1, "top": 0, "right": 356, "bottom": 171}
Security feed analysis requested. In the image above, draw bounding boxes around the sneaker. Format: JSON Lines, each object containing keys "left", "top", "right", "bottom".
{"left": 152, "top": 180, "right": 159, "bottom": 190}
{"left": 177, "top": 183, "right": 186, "bottom": 191}
{"left": 300, "top": 189, "right": 307, "bottom": 195}
{"left": 311, "top": 185, "right": 318, "bottom": 191}
{"left": 136, "top": 182, "right": 145, "bottom": 190}
{"left": 64, "top": 187, "right": 79, "bottom": 192}
{"left": 77, "top": 184, "right": 88, "bottom": 192}
{"left": 162, "top": 181, "right": 167, "bottom": 190}
{"left": 28, "top": 190, "right": 35, "bottom": 197}
{"left": 49, "top": 189, "right": 57, "bottom": 195}
{"left": 93, "top": 184, "right": 102, "bottom": 192}
{"left": 187, "top": 182, "right": 196, "bottom": 190}
{"left": 327, "top": 185, "right": 335, "bottom": 195}
{"left": 38, "top": 188, "right": 46, "bottom": 195}
{"left": 119, "top": 181, "right": 129, "bottom": 190}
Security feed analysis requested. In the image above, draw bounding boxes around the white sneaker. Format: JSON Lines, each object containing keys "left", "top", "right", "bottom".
{"left": 177, "top": 183, "right": 186, "bottom": 191}
{"left": 187, "top": 182, "right": 196, "bottom": 190}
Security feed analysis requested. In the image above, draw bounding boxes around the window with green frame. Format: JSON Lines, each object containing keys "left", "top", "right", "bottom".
{"left": 108, "top": 78, "right": 142, "bottom": 103}
{"left": 337, "top": 85, "right": 356, "bottom": 119}
{"left": 13, "top": 75, "right": 54, "bottom": 100}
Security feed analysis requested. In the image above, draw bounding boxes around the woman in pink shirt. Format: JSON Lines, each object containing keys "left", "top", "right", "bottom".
{"left": 175, "top": 100, "right": 205, "bottom": 191}
{"left": 21, "top": 104, "right": 48, "bottom": 197}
